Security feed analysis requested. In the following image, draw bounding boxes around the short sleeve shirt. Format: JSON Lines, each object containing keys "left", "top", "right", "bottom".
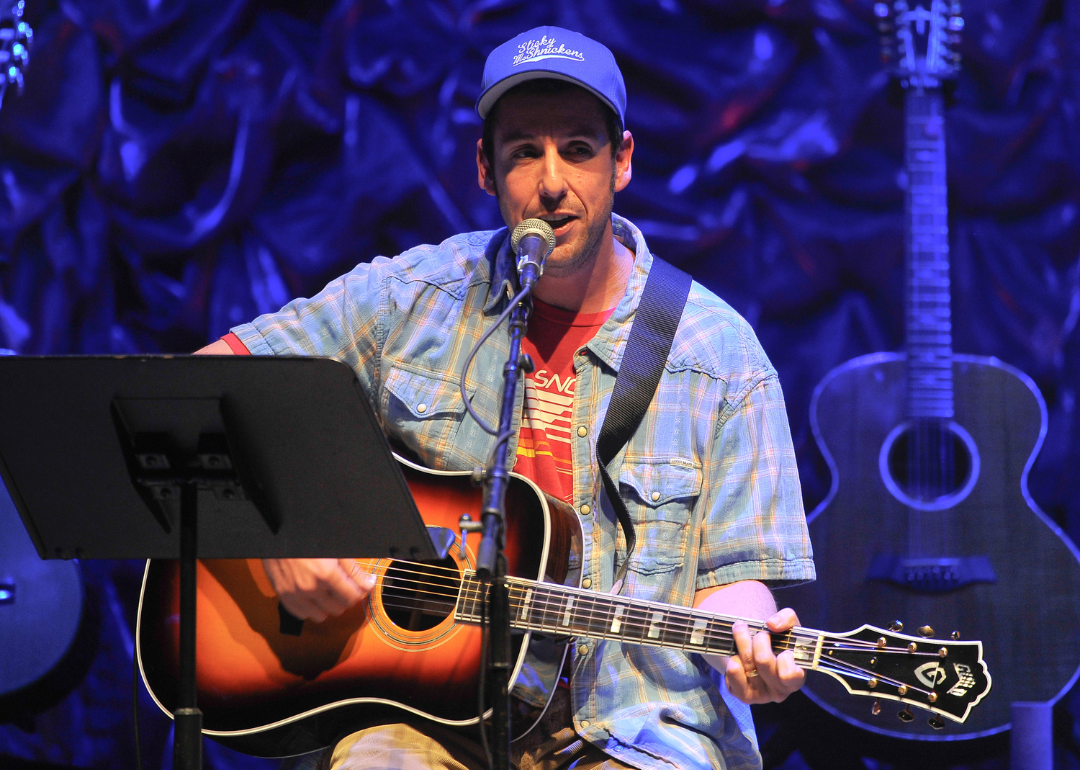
{"left": 230, "top": 214, "right": 815, "bottom": 770}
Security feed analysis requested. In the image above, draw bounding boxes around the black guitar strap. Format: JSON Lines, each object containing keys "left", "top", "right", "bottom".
{"left": 596, "top": 256, "right": 692, "bottom": 594}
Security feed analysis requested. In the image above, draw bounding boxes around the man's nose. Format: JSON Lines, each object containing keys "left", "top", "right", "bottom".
{"left": 538, "top": 146, "right": 568, "bottom": 201}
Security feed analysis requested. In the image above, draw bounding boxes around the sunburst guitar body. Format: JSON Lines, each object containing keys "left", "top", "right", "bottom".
{"left": 138, "top": 457, "right": 992, "bottom": 757}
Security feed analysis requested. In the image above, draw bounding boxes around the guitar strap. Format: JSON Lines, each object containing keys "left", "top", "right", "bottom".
{"left": 596, "top": 255, "right": 692, "bottom": 594}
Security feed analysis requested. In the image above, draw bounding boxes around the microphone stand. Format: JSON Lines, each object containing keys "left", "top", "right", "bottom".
{"left": 476, "top": 271, "right": 537, "bottom": 770}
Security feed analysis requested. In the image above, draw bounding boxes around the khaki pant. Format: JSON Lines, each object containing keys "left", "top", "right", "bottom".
{"left": 326, "top": 689, "right": 631, "bottom": 770}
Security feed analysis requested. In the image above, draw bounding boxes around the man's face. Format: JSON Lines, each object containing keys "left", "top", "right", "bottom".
{"left": 477, "top": 87, "right": 632, "bottom": 277}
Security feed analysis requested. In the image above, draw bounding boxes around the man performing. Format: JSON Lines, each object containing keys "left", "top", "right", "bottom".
{"left": 199, "top": 26, "right": 815, "bottom": 770}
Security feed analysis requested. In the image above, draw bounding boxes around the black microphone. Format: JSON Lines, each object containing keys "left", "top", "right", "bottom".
{"left": 510, "top": 218, "right": 556, "bottom": 290}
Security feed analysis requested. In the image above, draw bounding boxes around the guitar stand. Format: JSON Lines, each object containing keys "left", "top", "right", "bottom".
{"left": 1010, "top": 701, "right": 1052, "bottom": 770}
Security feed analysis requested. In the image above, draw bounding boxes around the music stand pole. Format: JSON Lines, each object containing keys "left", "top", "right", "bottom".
{"left": 175, "top": 481, "right": 201, "bottom": 770}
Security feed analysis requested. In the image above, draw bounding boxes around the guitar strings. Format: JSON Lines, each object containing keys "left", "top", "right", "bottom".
{"left": 372, "top": 573, "right": 938, "bottom": 686}
{"left": 374, "top": 561, "right": 769, "bottom": 647}
{"left": 370, "top": 562, "right": 945, "bottom": 695}
{"left": 368, "top": 563, "right": 921, "bottom": 662}
{"left": 361, "top": 560, "right": 966, "bottom": 718}
{"left": 369, "top": 590, "right": 946, "bottom": 716}
{"left": 370, "top": 562, "right": 952, "bottom": 661}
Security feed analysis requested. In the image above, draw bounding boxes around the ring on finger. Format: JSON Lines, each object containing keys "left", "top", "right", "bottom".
{"left": 745, "top": 669, "right": 760, "bottom": 678}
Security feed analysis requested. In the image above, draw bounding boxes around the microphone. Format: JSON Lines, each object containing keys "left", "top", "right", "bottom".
{"left": 510, "top": 218, "right": 556, "bottom": 290}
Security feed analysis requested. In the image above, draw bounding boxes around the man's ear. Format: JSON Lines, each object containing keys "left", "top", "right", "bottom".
{"left": 614, "top": 130, "right": 634, "bottom": 193}
{"left": 476, "top": 139, "right": 497, "bottom": 197}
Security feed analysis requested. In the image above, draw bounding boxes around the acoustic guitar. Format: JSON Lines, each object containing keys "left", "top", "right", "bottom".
{"left": 137, "top": 456, "right": 991, "bottom": 758}
{"left": 785, "top": 0, "right": 1080, "bottom": 740}
{"left": 0, "top": 475, "right": 92, "bottom": 721}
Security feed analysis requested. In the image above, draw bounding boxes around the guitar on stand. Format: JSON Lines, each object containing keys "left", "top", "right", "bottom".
{"left": 0, "top": 3, "right": 93, "bottom": 729}
{"left": 786, "top": 0, "right": 1080, "bottom": 747}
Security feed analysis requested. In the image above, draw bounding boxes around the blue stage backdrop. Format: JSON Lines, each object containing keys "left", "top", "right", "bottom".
{"left": 1, "top": 1, "right": 1078, "bottom": 768}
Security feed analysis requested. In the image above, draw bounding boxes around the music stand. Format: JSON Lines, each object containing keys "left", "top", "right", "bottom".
{"left": 0, "top": 355, "right": 439, "bottom": 770}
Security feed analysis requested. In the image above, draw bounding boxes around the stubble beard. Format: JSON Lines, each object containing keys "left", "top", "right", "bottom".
{"left": 495, "top": 172, "right": 617, "bottom": 279}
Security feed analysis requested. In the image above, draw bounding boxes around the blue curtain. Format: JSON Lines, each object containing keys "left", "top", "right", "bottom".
{"left": 1, "top": 0, "right": 1078, "bottom": 766}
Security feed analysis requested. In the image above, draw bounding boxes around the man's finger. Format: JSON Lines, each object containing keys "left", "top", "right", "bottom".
{"left": 280, "top": 593, "right": 329, "bottom": 624}
{"left": 339, "top": 559, "right": 378, "bottom": 598}
{"left": 731, "top": 621, "right": 758, "bottom": 676}
{"left": 776, "top": 650, "right": 806, "bottom": 692}
{"left": 725, "top": 656, "right": 752, "bottom": 699}
{"left": 317, "top": 562, "right": 373, "bottom": 616}
{"left": 766, "top": 607, "right": 800, "bottom": 633}
{"left": 751, "top": 629, "right": 778, "bottom": 682}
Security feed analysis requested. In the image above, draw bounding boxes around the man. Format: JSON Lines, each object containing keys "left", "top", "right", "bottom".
{"left": 200, "top": 26, "right": 814, "bottom": 770}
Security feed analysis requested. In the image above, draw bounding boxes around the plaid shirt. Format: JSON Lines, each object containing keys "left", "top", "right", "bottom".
{"left": 231, "top": 214, "right": 815, "bottom": 770}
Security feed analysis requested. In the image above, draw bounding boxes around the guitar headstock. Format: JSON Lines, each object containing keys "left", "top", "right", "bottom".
{"left": 0, "top": 0, "right": 32, "bottom": 103}
{"left": 875, "top": 0, "right": 963, "bottom": 89}
{"left": 807, "top": 623, "right": 991, "bottom": 728}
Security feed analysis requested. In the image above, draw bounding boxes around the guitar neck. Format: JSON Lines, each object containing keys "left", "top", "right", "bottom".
{"left": 904, "top": 87, "right": 954, "bottom": 420}
{"left": 455, "top": 573, "right": 821, "bottom": 665}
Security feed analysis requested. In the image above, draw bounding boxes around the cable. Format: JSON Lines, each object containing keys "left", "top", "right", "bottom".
{"left": 458, "top": 284, "right": 533, "bottom": 437}
{"left": 133, "top": 641, "right": 143, "bottom": 770}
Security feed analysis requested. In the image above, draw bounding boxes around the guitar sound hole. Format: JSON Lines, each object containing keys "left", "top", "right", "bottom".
{"left": 880, "top": 419, "right": 979, "bottom": 510}
{"left": 381, "top": 557, "right": 460, "bottom": 632}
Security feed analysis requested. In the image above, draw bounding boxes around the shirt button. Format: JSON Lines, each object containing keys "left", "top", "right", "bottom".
{"left": 577, "top": 426, "right": 588, "bottom": 437}
{"left": 416, "top": 403, "right": 428, "bottom": 414}
{"left": 578, "top": 644, "right": 589, "bottom": 655}
{"left": 580, "top": 720, "right": 591, "bottom": 729}
{"left": 650, "top": 491, "right": 661, "bottom": 502}
{"left": 579, "top": 504, "right": 591, "bottom": 516}
{"left": 582, "top": 578, "right": 592, "bottom": 589}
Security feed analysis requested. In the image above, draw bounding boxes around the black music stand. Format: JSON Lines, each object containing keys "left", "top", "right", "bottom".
{"left": 0, "top": 355, "right": 440, "bottom": 770}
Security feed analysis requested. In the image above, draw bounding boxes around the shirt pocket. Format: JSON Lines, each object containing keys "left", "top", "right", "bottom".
{"left": 381, "top": 364, "right": 470, "bottom": 469}
{"left": 619, "top": 457, "right": 702, "bottom": 575}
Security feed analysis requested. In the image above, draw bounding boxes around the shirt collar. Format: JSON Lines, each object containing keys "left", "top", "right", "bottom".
{"left": 484, "top": 227, "right": 516, "bottom": 314}
{"left": 585, "top": 213, "right": 654, "bottom": 375}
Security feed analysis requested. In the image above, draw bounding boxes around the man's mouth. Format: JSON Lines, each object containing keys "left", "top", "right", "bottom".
{"left": 539, "top": 215, "right": 576, "bottom": 233}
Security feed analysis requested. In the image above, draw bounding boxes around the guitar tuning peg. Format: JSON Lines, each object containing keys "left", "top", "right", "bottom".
{"left": 928, "top": 716, "right": 945, "bottom": 730}
{"left": 918, "top": 625, "right": 934, "bottom": 637}
{"left": 872, "top": 700, "right": 881, "bottom": 716}
{"left": 898, "top": 707, "right": 915, "bottom": 723}
{"left": 874, "top": 2, "right": 889, "bottom": 17}
{"left": 889, "top": 620, "right": 903, "bottom": 632}
{"left": 951, "top": 630, "right": 961, "bottom": 640}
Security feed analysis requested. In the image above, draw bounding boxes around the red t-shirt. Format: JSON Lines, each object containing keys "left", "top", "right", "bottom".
{"left": 513, "top": 299, "right": 614, "bottom": 502}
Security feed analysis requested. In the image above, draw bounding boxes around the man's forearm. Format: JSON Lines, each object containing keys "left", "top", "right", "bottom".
{"left": 694, "top": 579, "right": 776, "bottom": 619}
{"left": 194, "top": 339, "right": 234, "bottom": 355}
{"left": 694, "top": 580, "right": 777, "bottom": 673}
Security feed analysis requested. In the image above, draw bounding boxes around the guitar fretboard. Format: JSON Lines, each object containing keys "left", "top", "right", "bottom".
{"left": 454, "top": 573, "right": 822, "bottom": 664}
{"left": 905, "top": 88, "right": 954, "bottom": 420}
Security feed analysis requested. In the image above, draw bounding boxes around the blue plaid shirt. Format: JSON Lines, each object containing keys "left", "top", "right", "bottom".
{"left": 232, "top": 214, "right": 815, "bottom": 770}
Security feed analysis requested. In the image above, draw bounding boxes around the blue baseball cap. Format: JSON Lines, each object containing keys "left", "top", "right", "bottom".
{"left": 476, "top": 26, "right": 626, "bottom": 130}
